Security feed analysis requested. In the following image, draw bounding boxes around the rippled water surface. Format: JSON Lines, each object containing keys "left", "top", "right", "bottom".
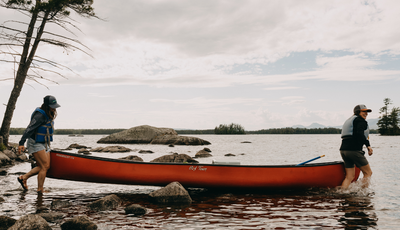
{"left": 1, "top": 134, "right": 399, "bottom": 229}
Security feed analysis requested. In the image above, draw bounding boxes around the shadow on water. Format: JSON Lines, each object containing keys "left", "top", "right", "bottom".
{"left": 110, "top": 187, "right": 378, "bottom": 229}
{"left": 6, "top": 186, "right": 378, "bottom": 229}
{"left": 338, "top": 195, "right": 377, "bottom": 229}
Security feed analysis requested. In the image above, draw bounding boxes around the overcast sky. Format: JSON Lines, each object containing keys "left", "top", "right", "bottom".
{"left": 1, "top": 0, "right": 400, "bottom": 130}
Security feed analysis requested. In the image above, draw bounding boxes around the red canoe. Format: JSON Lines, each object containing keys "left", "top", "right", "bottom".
{"left": 47, "top": 150, "right": 360, "bottom": 190}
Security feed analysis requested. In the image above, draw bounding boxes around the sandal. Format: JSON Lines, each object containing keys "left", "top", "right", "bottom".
{"left": 17, "top": 176, "right": 28, "bottom": 190}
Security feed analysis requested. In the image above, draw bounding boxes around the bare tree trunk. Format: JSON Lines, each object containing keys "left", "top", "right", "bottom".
{"left": 0, "top": 8, "right": 49, "bottom": 146}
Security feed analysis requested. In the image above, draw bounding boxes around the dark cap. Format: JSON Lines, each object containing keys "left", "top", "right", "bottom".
{"left": 44, "top": 95, "right": 60, "bottom": 109}
{"left": 354, "top": 104, "right": 371, "bottom": 114}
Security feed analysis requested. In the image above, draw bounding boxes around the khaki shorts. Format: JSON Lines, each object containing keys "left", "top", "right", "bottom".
{"left": 340, "top": 150, "right": 369, "bottom": 168}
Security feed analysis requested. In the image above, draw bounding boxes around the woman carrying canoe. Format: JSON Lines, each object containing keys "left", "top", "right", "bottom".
{"left": 16, "top": 95, "right": 60, "bottom": 193}
{"left": 339, "top": 104, "right": 373, "bottom": 189}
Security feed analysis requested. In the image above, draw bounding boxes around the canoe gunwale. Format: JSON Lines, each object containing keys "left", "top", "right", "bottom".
{"left": 51, "top": 150, "right": 344, "bottom": 168}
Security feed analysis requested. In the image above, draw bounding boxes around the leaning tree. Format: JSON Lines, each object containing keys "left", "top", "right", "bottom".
{"left": 0, "top": 0, "right": 99, "bottom": 146}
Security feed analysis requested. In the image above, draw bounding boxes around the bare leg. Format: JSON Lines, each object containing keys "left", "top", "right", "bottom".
{"left": 32, "top": 150, "right": 50, "bottom": 192}
{"left": 340, "top": 167, "right": 355, "bottom": 189}
{"left": 359, "top": 164, "right": 373, "bottom": 188}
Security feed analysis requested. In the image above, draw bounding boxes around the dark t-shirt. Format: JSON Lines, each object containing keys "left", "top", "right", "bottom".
{"left": 340, "top": 115, "right": 370, "bottom": 151}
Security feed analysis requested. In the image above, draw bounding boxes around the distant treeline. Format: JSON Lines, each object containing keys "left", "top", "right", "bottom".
{"left": 10, "top": 128, "right": 127, "bottom": 135}
{"left": 247, "top": 127, "right": 342, "bottom": 134}
{"left": 9, "top": 127, "right": 378, "bottom": 135}
{"left": 175, "top": 129, "right": 215, "bottom": 135}
{"left": 178, "top": 127, "right": 378, "bottom": 135}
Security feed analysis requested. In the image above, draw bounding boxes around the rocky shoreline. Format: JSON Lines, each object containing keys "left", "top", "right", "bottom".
{"left": 0, "top": 125, "right": 244, "bottom": 229}
{"left": 0, "top": 180, "right": 193, "bottom": 230}
{"left": 0, "top": 142, "right": 219, "bottom": 229}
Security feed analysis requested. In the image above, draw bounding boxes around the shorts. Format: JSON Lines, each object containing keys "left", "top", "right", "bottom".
{"left": 27, "top": 138, "right": 50, "bottom": 155}
{"left": 340, "top": 150, "right": 369, "bottom": 168}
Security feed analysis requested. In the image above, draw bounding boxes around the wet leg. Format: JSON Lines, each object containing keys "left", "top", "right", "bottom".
{"left": 359, "top": 164, "right": 372, "bottom": 188}
{"left": 340, "top": 167, "right": 355, "bottom": 189}
{"left": 32, "top": 150, "right": 50, "bottom": 193}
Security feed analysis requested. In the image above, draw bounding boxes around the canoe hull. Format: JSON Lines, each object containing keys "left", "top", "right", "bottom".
{"left": 47, "top": 151, "right": 360, "bottom": 189}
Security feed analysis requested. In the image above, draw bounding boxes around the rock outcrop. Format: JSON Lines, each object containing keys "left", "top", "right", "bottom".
{"left": 119, "top": 155, "right": 144, "bottom": 162}
{"left": 124, "top": 204, "right": 147, "bottom": 215}
{"left": 0, "top": 215, "right": 16, "bottom": 230}
{"left": 149, "top": 181, "right": 192, "bottom": 204}
{"left": 97, "top": 125, "right": 210, "bottom": 145}
{"left": 91, "top": 146, "right": 132, "bottom": 153}
{"left": 150, "top": 153, "right": 198, "bottom": 163}
{"left": 87, "top": 194, "right": 121, "bottom": 211}
{"left": 8, "top": 214, "right": 51, "bottom": 230}
{"left": 60, "top": 215, "right": 97, "bottom": 230}
{"left": 195, "top": 149, "right": 213, "bottom": 158}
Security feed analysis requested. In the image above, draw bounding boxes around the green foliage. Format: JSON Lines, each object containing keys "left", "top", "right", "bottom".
{"left": 176, "top": 129, "right": 215, "bottom": 135}
{"left": 377, "top": 98, "right": 400, "bottom": 135}
{"left": 0, "top": 143, "right": 6, "bottom": 151}
{"left": 4, "top": 0, "right": 96, "bottom": 18}
{"left": 214, "top": 123, "right": 246, "bottom": 135}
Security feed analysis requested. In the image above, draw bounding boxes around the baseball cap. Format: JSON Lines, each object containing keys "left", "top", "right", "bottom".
{"left": 353, "top": 104, "right": 371, "bottom": 114}
{"left": 44, "top": 95, "right": 61, "bottom": 109}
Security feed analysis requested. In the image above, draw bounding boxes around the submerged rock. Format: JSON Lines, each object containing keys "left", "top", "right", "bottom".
{"left": 0, "top": 215, "right": 16, "bottom": 230}
{"left": 149, "top": 181, "right": 192, "bottom": 204}
{"left": 68, "top": 144, "right": 87, "bottom": 149}
{"left": 151, "top": 153, "right": 198, "bottom": 163}
{"left": 60, "top": 215, "right": 97, "bottom": 230}
{"left": 37, "top": 212, "right": 65, "bottom": 223}
{"left": 91, "top": 146, "right": 132, "bottom": 153}
{"left": 8, "top": 214, "right": 51, "bottom": 230}
{"left": 195, "top": 149, "right": 213, "bottom": 158}
{"left": 51, "top": 199, "right": 72, "bottom": 209}
{"left": 119, "top": 155, "right": 144, "bottom": 162}
{"left": 97, "top": 125, "right": 210, "bottom": 145}
{"left": 87, "top": 194, "right": 121, "bottom": 211}
{"left": 138, "top": 150, "right": 154, "bottom": 154}
{"left": 124, "top": 204, "right": 147, "bottom": 215}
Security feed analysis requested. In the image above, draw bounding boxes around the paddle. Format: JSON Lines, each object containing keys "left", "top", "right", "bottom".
{"left": 296, "top": 155, "right": 325, "bottom": 166}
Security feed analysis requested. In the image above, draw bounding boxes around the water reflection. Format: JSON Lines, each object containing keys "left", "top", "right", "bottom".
{"left": 338, "top": 195, "right": 378, "bottom": 229}
{"left": 3, "top": 184, "right": 379, "bottom": 229}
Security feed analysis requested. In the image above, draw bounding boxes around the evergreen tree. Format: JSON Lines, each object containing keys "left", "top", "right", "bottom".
{"left": 377, "top": 98, "right": 400, "bottom": 135}
{"left": 0, "top": 0, "right": 98, "bottom": 146}
{"left": 214, "top": 123, "right": 246, "bottom": 134}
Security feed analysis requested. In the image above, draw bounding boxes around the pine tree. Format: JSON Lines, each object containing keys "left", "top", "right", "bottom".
{"left": 377, "top": 98, "right": 400, "bottom": 135}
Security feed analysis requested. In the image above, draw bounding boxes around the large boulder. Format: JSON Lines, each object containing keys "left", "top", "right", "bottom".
{"left": 119, "top": 155, "right": 144, "bottom": 162}
{"left": 8, "top": 214, "right": 51, "bottom": 230}
{"left": 0, "top": 215, "right": 16, "bottom": 230}
{"left": 124, "top": 204, "right": 147, "bottom": 215}
{"left": 149, "top": 181, "right": 192, "bottom": 204}
{"left": 60, "top": 215, "right": 97, "bottom": 230}
{"left": 151, "top": 153, "right": 198, "bottom": 163}
{"left": 87, "top": 194, "right": 121, "bottom": 211}
{"left": 37, "top": 212, "right": 65, "bottom": 223}
{"left": 97, "top": 125, "right": 210, "bottom": 145}
{"left": 195, "top": 149, "right": 213, "bottom": 158}
{"left": 91, "top": 146, "right": 132, "bottom": 153}
{"left": 0, "top": 152, "right": 12, "bottom": 166}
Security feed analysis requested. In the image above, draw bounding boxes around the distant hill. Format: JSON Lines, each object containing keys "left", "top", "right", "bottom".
{"left": 293, "top": 118, "right": 379, "bottom": 130}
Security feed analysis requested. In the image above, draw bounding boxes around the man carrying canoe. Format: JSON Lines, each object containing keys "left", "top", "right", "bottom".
{"left": 339, "top": 104, "right": 373, "bottom": 189}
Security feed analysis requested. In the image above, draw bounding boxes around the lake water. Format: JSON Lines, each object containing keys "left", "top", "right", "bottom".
{"left": 1, "top": 134, "right": 399, "bottom": 229}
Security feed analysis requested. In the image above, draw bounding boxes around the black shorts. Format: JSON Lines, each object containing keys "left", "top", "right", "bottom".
{"left": 340, "top": 150, "right": 369, "bottom": 168}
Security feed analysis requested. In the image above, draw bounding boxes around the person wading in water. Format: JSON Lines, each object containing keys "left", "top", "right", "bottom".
{"left": 339, "top": 104, "right": 373, "bottom": 189}
{"left": 17, "top": 95, "right": 60, "bottom": 194}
